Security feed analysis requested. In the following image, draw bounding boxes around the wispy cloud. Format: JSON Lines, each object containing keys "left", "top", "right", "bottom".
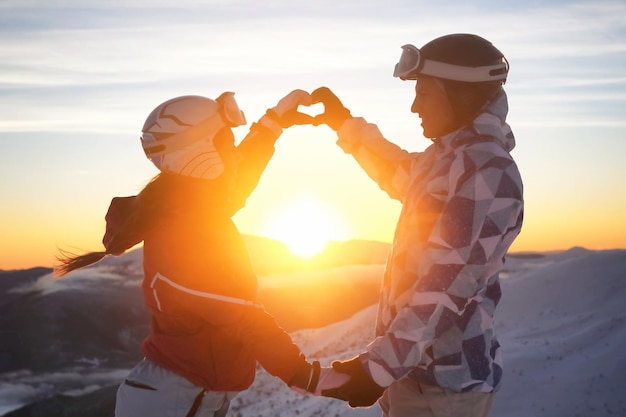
{"left": 0, "top": 1, "right": 624, "bottom": 132}
{"left": 10, "top": 267, "right": 140, "bottom": 296}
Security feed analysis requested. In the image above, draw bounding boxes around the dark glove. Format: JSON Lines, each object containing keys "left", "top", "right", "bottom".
{"left": 321, "top": 356, "right": 385, "bottom": 408}
{"left": 311, "top": 87, "right": 352, "bottom": 131}
{"left": 289, "top": 357, "right": 321, "bottom": 393}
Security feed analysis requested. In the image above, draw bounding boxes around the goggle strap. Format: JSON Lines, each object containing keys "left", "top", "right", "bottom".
{"left": 420, "top": 59, "right": 508, "bottom": 82}
{"left": 395, "top": 44, "right": 507, "bottom": 82}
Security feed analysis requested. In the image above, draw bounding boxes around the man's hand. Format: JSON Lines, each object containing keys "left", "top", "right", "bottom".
{"left": 311, "top": 87, "right": 352, "bottom": 131}
{"left": 321, "top": 356, "right": 385, "bottom": 408}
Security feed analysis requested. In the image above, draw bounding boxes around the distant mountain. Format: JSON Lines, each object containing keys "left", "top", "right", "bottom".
{"left": 1, "top": 385, "right": 118, "bottom": 417}
{"left": 0, "top": 266, "right": 148, "bottom": 374}
{"left": 243, "top": 235, "right": 390, "bottom": 275}
{"left": 0, "top": 268, "right": 53, "bottom": 293}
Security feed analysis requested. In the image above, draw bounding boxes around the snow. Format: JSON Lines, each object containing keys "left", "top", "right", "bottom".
{"left": 229, "top": 248, "right": 626, "bottom": 417}
{"left": 1, "top": 247, "right": 625, "bottom": 416}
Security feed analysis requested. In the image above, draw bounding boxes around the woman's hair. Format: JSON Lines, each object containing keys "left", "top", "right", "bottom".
{"left": 54, "top": 173, "right": 178, "bottom": 277}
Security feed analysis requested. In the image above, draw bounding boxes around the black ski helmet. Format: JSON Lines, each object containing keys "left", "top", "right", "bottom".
{"left": 394, "top": 33, "right": 509, "bottom": 131}
{"left": 394, "top": 33, "right": 508, "bottom": 84}
{"left": 420, "top": 33, "right": 508, "bottom": 83}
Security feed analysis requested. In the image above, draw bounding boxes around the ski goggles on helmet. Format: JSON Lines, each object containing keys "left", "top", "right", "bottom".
{"left": 393, "top": 44, "right": 508, "bottom": 83}
{"left": 142, "top": 92, "right": 247, "bottom": 158}
{"left": 215, "top": 91, "right": 247, "bottom": 128}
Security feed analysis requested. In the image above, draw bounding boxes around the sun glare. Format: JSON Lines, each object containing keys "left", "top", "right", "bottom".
{"left": 261, "top": 194, "right": 349, "bottom": 258}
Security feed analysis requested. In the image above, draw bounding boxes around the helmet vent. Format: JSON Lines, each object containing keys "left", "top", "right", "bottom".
{"left": 143, "top": 144, "right": 166, "bottom": 156}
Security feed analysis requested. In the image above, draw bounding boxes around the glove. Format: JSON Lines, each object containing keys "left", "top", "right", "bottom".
{"left": 291, "top": 366, "right": 351, "bottom": 396}
{"left": 321, "top": 356, "right": 385, "bottom": 408}
{"left": 289, "top": 359, "right": 321, "bottom": 394}
{"left": 254, "top": 89, "right": 314, "bottom": 138}
{"left": 267, "top": 89, "right": 315, "bottom": 128}
{"left": 311, "top": 87, "right": 352, "bottom": 131}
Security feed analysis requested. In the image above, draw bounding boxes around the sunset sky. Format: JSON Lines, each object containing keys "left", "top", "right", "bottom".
{"left": 1, "top": 0, "right": 625, "bottom": 270}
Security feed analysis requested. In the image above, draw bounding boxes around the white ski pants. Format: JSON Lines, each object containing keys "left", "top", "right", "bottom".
{"left": 115, "top": 359, "right": 239, "bottom": 417}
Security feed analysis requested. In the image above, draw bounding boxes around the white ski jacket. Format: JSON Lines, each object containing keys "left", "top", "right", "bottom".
{"left": 336, "top": 91, "right": 523, "bottom": 393}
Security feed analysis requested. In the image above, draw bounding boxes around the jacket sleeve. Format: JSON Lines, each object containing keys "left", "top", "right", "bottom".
{"left": 102, "top": 196, "right": 143, "bottom": 254}
{"left": 237, "top": 304, "right": 310, "bottom": 384}
{"left": 336, "top": 117, "right": 417, "bottom": 202}
{"left": 229, "top": 122, "right": 280, "bottom": 213}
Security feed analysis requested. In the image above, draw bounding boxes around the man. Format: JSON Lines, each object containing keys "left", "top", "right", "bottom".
{"left": 313, "top": 34, "right": 524, "bottom": 417}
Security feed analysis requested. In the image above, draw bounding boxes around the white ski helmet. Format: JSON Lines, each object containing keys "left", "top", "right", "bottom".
{"left": 140, "top": 92, "right": 246, "bottom": 180}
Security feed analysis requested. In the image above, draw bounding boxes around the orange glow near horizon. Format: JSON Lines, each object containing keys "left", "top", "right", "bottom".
{"left": 2, "top": 194, "right": 626, "bottom": 271}
{"left": 258, "top": 194, "right": 350, "bottom": 258}
{"left": 2, "top": 222, "right": 625, "bottom": 271}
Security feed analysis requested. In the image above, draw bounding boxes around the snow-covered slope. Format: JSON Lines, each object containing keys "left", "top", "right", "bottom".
{"left": 229, "top": 248, "right": 626, "bottom": 417}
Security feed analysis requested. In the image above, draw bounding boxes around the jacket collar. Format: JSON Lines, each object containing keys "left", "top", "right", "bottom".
{"left": 436, "top": 90, "right": 515, "bottom": 152}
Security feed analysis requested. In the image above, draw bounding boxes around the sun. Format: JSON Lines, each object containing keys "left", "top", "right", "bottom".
{"left": 261, "top": 194, "right": 349, "bottom": 258}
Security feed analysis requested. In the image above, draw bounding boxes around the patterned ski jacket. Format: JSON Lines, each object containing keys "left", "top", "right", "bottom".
{"left": 103, "top": 125, "right": 308, "bottom": 392}
{"left": 336, "top": 91, "right": 523, "bottom": 393}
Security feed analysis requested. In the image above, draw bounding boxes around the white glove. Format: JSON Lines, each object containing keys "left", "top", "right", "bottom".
{"left": 270, "top": 89, "right": 313, "bottom": 118}
{"left": 259, "top": 89, "right": 314, "bottom": 136}
{"left": 290, "top": 366, "right": 350, "bottom": 396}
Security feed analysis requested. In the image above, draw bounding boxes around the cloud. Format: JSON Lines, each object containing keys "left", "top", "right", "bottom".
{"left": 9, "top": 267, "right": 139, "bottom": 296}
{"left": 3, "top": 1, "right": 621, "bottom": 87}
{"left": 1, "top": 0, "right": 624, "bottom": 132}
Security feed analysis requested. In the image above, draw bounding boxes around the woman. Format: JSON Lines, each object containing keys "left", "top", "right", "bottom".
{"left": 55, "top": 90, "right": 346, "bottom": 417}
